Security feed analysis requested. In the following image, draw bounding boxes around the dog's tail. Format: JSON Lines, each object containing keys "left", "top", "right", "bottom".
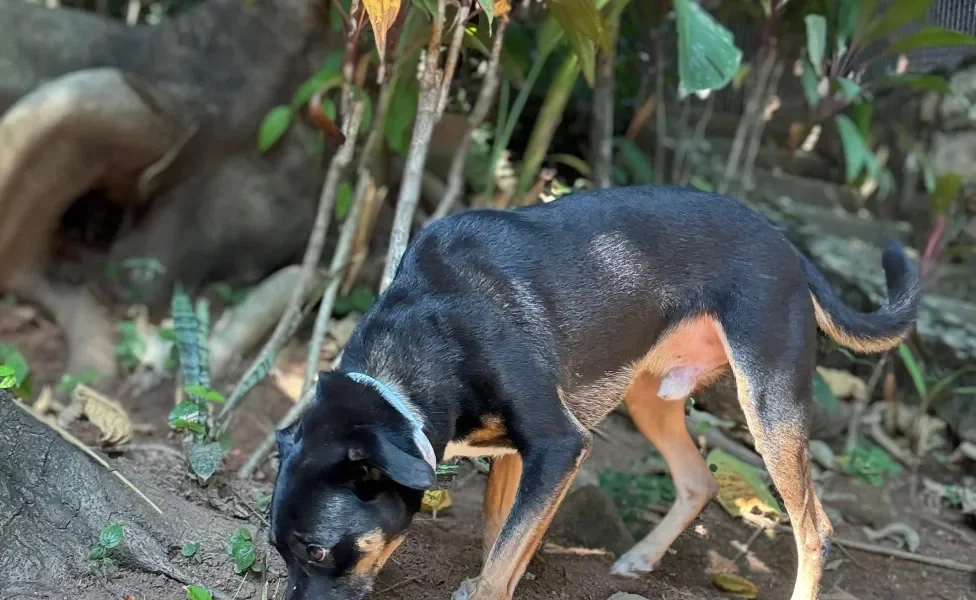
{"left": 799, "top": 240, "right": 921, "bottom": 354}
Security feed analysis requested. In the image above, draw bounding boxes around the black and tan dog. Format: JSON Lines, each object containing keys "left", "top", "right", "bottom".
{"left": 269, "top": 185, "right": 920, "bottom": 600}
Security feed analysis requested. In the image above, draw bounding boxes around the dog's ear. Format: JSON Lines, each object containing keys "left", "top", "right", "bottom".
{"left": 276, "top": 420, "right": 302, "bottom": 459}
{"left": 355, "top": 429, "right": 436, "bottom": 491}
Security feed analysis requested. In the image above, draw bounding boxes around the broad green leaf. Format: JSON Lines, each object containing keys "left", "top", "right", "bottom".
{"left": 0, "top": 365, "right": 15, "bottom": 389}
{"left": 186, "top": 585, "right": 213, "bottom": 600}
{"left": 897, "top": 342, "right": 928, "bottom": 398}
{"left": 836, "top": 77, "right": 861, "bottom": 100}
{"left": 674, "top": 0, "right": 743, "bottom": 97}
{"left": 384, "top": 78, "right": 419, "bottom": 155}
{"left": 182, "top": 541, "right": 201, "bottom": 558}
{"left": 850, "top": 100, "right": 873, "bottom": 138}
{"left": 834, "top": 113, "right": 872, "bottom": 182}
{"left": 732, "top": 62, "right": 753, "bottom": 90}
{"left": 881, "top": 26, "right": 976, "bottom": 58}
{"left": 800, "top": 60, "right": 821, "bottom": 108}
{"left": 357, "top": 89, "right": 374, "bottom": 134}
{"left": 257, "top": 106, "right": 294, "bottom": 152}
{"left": 812, "top": 370, "right": 840, "bottom": 416}
{"left": 805, "top": 15, "right": 828, "bottom": 76}
{"left": 348, "top": 285, "right": 377, "bottom": 312}
{"left": 613, "top": 137, "right": 654, "bottom": 184}
{"left": 930, "top": 172, "right": 962, "bottom": 216}
{"left": 99, "top": 523, "right": 124, "bottom": 549}
{"left": 411, "top": 0, "right": 437, "bottom": 18}
{"left": 335, "top": 181, "right": 354, "bottom": 220}
{"left": 707, "top": 448, "right": 786, "bottom": 523}
{"left": 864, "top": 0, "right": 935, "bottom": 46}
{"left": 89, "top": 546, "right": 106, "bottom": 561}
{"left": 188, "top": 440, "right": 225, "bottom": 482}
{"left": 0, "top": 344, "right": 29, "bottom": 387}
{"left": 538, "top": 15, "right": 567, "bottom": 57}
{"left": 362, "top": 0, "right": 403, "bottom": 58}
{"left": 873, "top": 73, "right": 954, "bottom": 95}
{"left": 228, "top": 528, "right": 256, "bottom": 574}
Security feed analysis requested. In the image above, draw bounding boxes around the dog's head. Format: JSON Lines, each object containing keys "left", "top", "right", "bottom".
{"left": 269, "top": 371, "right": 436, "bottom": 599}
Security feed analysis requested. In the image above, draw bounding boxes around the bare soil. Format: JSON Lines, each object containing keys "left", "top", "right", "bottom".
{"left": 2, "top": 303, "right": 975, "bottom": 600}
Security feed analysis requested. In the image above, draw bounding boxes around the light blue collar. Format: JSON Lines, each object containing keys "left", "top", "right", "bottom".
{"left": 345, "top": 372, "right": 437, "bottom": 470}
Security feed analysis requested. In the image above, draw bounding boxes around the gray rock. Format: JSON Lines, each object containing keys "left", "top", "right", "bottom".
{"left": 608, "top": 594, "right": 650, "bottom": 600}
{"left": 550, "top": 484, "right": 635, "bottom": 557}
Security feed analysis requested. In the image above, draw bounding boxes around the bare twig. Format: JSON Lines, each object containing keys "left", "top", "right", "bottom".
{"left": 719, "top": 45, "right": 777, "bottom": 195}
{"left": 375, "top": 573, "right": 425, "bottom": 595}
{"left": 304, "top": 103, "right": 371, "bottom": 390}
{"left": 731, "top": 524, "right": 766, "bottom": 565}
{"left": 678, "top": 94, "right": 715, "bottom": 185}
{"left": 435, "top": 2, "right": 472, "bottom": 120}
{"left": 590, "top": 13, "right": 619, "bottom": 189}
{"left": 741, "top": 59, "right": 784, "bottom": 188}
{"left": 433, "top": 16, "right": 509, "bottom": 220}
{"left": 670, "top": 99, "right": 691, "bottom": 183}
{"left": 382, "top": 0, "right": 468, "bottom": 290}
{"left": 653, "top": 33, "right": 667, "bottom": 184}
{"left": 779, "top": 525, "right": 975, "bottom": 573}
{"left": 220, "top": 104, "right": 365, "bottom": 422}
{"left": 239, "top": 385, "right": 317, "bottom": 479}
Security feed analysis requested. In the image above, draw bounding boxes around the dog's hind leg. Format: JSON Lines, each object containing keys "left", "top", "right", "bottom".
{"left": 482, "top": 454, "right": 522, "bottom": 563}
{"left": 718, "top": 297, "right": 833, "bottom": 600}
{"left": 610, "top": 371, "right": 718, "bottom": 577}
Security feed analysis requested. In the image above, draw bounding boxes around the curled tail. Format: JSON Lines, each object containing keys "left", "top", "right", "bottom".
{"left": 799, "top": 240, "right": 921, "bottom": 354}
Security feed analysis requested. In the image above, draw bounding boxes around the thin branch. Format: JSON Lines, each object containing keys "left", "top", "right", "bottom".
{"left": 239, "top": 384, "right": 318, "bottom": 479}
{"left": 653, "top": 33, "right": 667, "bottom": 184}
{"left": 381, "top": 0, "right": 458, "bottom": 291}
{"left": 719, "top": 44, "right": 777, "bottom": 195}
{"left": 433, "top": 16, "right": 509, "bottom": 220}
{"left": 741, "top": 59, "right": 784, "bottom": 188}
{"left": 219, "top": 104, "right": 365, "bottom": 423}
{"left": 435, "top": 1, "right": 473, "bottom": 120}
{"left": 591, "top": 12, "right": 619, "bottom": 189}
{"left": 678, "top": 94, "right": 715, "bottom": 185}
{"left": 303, "top": 106, "right": 371, "bottom": 390}
{"left": 844, "top": 354, "right": 888, "bottom": 455}
{"left": 670, "top": 98, "right": 691, "bottom": 183}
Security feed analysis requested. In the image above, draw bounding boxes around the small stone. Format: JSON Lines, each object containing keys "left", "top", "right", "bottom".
{"left": 607, "top": 594, "right": 650, "bottom": 600}
{"left": 549, "top": 484, "right": 635, "bottom": 557}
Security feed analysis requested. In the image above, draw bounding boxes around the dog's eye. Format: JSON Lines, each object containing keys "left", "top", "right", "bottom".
{"left": 307, "top": 544, "right": 328, "bottom": 562}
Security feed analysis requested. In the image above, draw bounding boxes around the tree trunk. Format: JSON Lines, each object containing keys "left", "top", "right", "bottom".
{"left": 0, "top": 390, "right": 262, "bottom": 599}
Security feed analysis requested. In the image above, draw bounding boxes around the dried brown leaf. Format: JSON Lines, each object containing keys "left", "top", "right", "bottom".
{"left": 362, "top": 0, "right": 402, "bottom": 60}
{"left": 74, "top": 383, "right": 134, "bottom": 446}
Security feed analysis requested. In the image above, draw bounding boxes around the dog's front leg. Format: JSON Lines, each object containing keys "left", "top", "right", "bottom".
{"left": 454, "top": 420, "right": 591, "bottom": 600}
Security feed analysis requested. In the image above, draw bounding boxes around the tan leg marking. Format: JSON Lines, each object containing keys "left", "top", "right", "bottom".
{"left": 351, "top": 529, "right": 406, "bottom": 577}
{"left": 482, "top": 454, "right": 523, "bottom": 562}
{"left": 611, "top": 372, "right": 718, "bottom": 576}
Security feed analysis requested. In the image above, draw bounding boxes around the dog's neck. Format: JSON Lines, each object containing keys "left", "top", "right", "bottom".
{"left": 344, "top": 371, "right": 438, "bottom": 471}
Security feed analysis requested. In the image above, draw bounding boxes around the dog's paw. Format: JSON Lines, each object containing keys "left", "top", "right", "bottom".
{"left": 451, "top": 577, "right": 480, "bottom": 600}
{"left": 610, "top": 552, "right": 656, "bottom": 578}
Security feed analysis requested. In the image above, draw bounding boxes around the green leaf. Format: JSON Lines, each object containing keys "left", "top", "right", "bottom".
{"left": 257, "top": 106, "right": 295, "bottom": 153}
{"left": 0, "top": 344, "right": 29, "bottom": 387}
{"left": 89, "top": 546, "right": 106, "bottom": 561}
{"left": 864, "top": 0, "right": 935, "bottom": 46}
{"left": 674, "top": 0, "right": 743, "bottom": 97}
{"left": 805, "top": 15, "right": 827, "bottom": 76}
{"left": 57, "top": 370, "right": 102, "bottom": 395}
{"left": 171, "top": 284, "right": 209, "bottom": 389}
{"left": 384, "top": 78, "right": 419, "bottom": 155}
{"left": 185, "top": 585, "right": 213, "bottom": 600}
{"left": 834, "top": 114, "right": 872, "bottom": 183}
{"left": 188, "top": 440, "right": 225, "bottom": 482}
{"left": 182, "top": 541, "right": 201, "bottom": 558}
{"left": 335, "top": 181, "right": 354, "bottom": 220}
{"left": 835, "top": 0, "right": 860, "bottom": 50}
{"left": 168, "top": 399, "right": 206, "bottom": 435}
{"left": 897, "top": 342, "right": 928, "bottom": 398}
{"left": 478, "top": 0, "right": 494, "bottom": 31}
{"left": 348, "top": 285, "right": 376, "bottom": 312}
{"left": 537, "top": 15, "right": 567, "bottom": 57}
{"left": 800, "top": 60, "right": 821, "bottom": 108}
{"left": 228, "top": 528, "right": 256, "bottom": 574}
{"left": 812, "top": 370, "right": 840, "bottom": 416}
{"left": 358, "top": 90, "right": 373, "bottom": 135}
{"left": 881, "top": 26, "right": 976, "bottom": 58}
{"left": 613, "top": 137, "right": 654, "bottom": 184}
{"left": 99, "top": 523, "right": 124, "bottom": 549}
{"left": 292, "top": 57, "right": 344, "bottom": 108}
{"left": 0, "top": 366, "right": 15, "bottom": 390}
{"left": 836, "top": 77, "right": 861, "bottom": 100}
{"left": 544, "top": 0, "right": 609, "bottom": 54}
{"left": 873, "top": 74, "right": 954, "bottom": 95}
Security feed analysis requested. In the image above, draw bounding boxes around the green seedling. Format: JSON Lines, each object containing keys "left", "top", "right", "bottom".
{"left": 89, "top": 523, "right": 124, "bottom": 576}
{"left": 227, "top": 528, "right": 263, "bottom": 575}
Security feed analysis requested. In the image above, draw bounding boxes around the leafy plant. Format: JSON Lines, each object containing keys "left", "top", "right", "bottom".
{"left": 89, "top": 522, "right": 124, "bottom": 575}
{"left": 836, "top": 443, "right": 901, "bottom": 486}
{"left": 333, "top": 285, "right": 377, "bottom": 317}
{"left": 599, "top": 463, "right": 676, "bottom": 524}
{"left": 181, "top": 541, "right": 202, "bottom": 564}
{"left": 254, "top": 489, "right": 274, "bottom": 512}
{"left": 115, "top": 320, "right": 147, "bottom": 371}
{"left": 57, "top": 370, "right": 103, "bottom": 396}
{"left": 213, "top": 282, "right": 252, "bottom": 306}
{"left": 227, "top": 528, "right": 263, "bottom": 575}
{"left": 0, "top": 344, "right": 31, "bottom": 398}
{"left": 167, "top": 285, "right": 229, "bottom": 482}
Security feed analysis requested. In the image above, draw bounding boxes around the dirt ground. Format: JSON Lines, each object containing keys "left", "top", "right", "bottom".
{"left": 3, "top": 302, "right": 975, "bottom": 600}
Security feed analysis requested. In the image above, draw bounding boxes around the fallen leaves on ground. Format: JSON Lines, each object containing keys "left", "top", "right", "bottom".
{"left": 712, "top": 573, "right": 759, "bottom": 599}
{"left": 706, "top": 448, "right": 786, "bottom": 525}
{"left": 421, "top": 489, "right": 452, "bottom": 516}
{"left": 74, "top": 383, "right": 133, "bottom": 445}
